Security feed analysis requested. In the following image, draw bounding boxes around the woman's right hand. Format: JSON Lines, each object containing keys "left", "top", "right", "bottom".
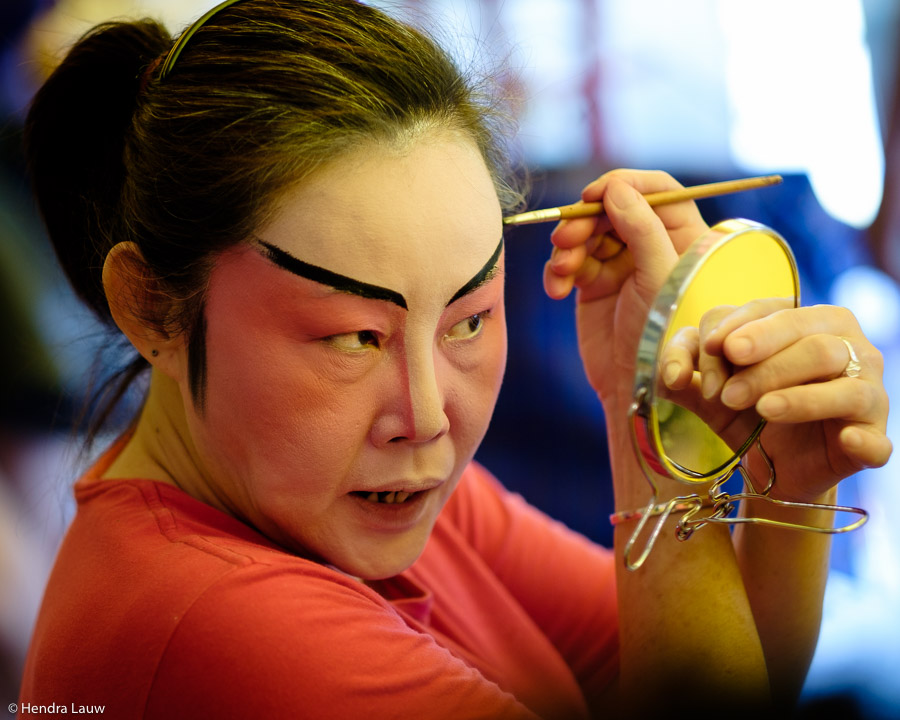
{"left": 542, "top": 169, "right": 709, "bottom": 413}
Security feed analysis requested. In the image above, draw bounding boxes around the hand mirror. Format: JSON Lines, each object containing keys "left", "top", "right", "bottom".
{"left": 623, "top": 218, "right": 867, "bottom": 569}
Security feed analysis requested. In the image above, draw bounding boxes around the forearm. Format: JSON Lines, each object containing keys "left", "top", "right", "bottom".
{"left": 606, "top": 418, "right": 771, "bottom": 712}
{"left": 732, "top": 486, "right": 835, "bottom": 708}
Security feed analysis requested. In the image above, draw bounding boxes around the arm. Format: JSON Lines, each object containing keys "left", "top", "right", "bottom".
{"left": 732, "top": 490, "right": 835, "bottom": 707}
{"left": 605, "top": 386, "right": 771, "bottom": 711}
{"left": 541, "top": 170, "right": 892, "bottom": 712}
{"left": 701, "top": 302, "right": 892, "bottom": 706}
{"left": 544, "top": 172, "right": 770, "bottom": 711}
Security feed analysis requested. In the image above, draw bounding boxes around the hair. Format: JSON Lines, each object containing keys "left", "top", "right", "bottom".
{"left": 24, "top": 0, "right": 522, "bottom": 441}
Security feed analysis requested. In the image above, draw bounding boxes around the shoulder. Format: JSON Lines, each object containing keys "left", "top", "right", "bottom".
{"left": 27, "top": 477, "right": 415, "bottom": 717}
{"left": 440, "top": 461, "right": 613, "bottom": 567}
{"left": 145, "top": 560, "right": 536, "bottom": 719}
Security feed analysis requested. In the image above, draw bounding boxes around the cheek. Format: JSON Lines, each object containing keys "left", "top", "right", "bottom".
{"left": 446, "top": 311, "right": 508, "bottom": 437}
{"left": 477, "top": 310, "right": 508, "bottom": 397}
{"left": 193, "top": 310, "right": 378, "bottom": 484}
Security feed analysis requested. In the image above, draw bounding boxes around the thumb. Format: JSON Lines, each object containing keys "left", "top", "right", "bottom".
{"left": 603, "top": 178, "right": 679, "bottom": 302}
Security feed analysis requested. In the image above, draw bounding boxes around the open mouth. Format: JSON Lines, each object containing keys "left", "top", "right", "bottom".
{"left": 352, "top": 490, "right": 420, "bottom": 504}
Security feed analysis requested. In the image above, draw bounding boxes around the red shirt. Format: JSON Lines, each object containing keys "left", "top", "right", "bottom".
{"left": 20, "top": 444, "right": 618, "bottom": 719}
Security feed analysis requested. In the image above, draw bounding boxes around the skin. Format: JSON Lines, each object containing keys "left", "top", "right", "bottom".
{"left": 544, "top": 169, "right": 892, "bottom": 709}
{"left": 102, "top": 140, "right": 892, "bottom": 709}
{"left": 102, "top": 130, "right": 507, "bottom": 580}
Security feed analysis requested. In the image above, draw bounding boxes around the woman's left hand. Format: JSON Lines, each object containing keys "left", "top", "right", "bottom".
{"left": 678, "top": 300, "right": 893, "bottom": 501}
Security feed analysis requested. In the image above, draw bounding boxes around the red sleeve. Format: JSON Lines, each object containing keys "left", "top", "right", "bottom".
{"left": 443, "top": 463, "right": 619, "bottom": 712}
{"left": 144, "top": 562, "right": 542, "bottom": 720}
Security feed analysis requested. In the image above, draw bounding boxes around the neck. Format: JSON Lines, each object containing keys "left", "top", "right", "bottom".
{"left": 102, "top": 369, "right": 226, "bottom": 512}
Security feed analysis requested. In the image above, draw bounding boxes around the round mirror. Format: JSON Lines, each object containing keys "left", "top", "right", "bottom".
{"left": 630, "top": 218, "right": 799, "bottom": 484}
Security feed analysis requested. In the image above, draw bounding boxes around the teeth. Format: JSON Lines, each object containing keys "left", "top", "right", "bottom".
{"left": 361, "top": 490, "right": 415, "bottom": 504}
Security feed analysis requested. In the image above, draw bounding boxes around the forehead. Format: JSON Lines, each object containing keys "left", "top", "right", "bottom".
{"left": 254, "top": 132, "right": 503, "bottom": 299}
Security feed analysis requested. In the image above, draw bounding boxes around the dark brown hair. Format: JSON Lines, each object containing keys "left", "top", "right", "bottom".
{"left": 24, "top": 0, "right": 520, "bottom": 438}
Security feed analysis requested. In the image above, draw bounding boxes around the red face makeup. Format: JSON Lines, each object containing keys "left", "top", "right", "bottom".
{"left": 178, "top": 132, "right": 507, "bottom": 579}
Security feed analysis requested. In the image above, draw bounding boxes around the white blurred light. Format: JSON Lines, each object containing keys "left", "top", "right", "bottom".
{"left": 718, "top": 0, "right": 884, "bottom": 229}
{"left": 829, "top": 265, "right": 900, "bottom": 347}
{"left": 595, "top": 0, "right": 732, "bottom": 172}
{"left": 502, "top": 0, "right": 592, "bottom": 168}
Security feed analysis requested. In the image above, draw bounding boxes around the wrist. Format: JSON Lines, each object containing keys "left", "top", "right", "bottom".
{"left": 740, "top": 483, "right": 839, "bottom": 528}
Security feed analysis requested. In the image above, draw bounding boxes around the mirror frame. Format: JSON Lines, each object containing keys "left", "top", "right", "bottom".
{"left": 629, "top": 218, "right": 800, "bottom": 484}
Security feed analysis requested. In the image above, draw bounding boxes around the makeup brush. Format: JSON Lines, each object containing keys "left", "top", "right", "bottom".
{"left": 502, "top": 174, "right": 783, "bottom": 226}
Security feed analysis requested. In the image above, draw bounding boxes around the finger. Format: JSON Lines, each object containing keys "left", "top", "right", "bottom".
{"left": 698, "top": 305, "right": 736, "bottom": 399}
{"left": 660, "top": 326, "right": 699, "bottom": 390}
{"left": 703, "top": 297, "right": 796, "bottom": 357}
{"left": 594, "top": 234, "right": 626, "bottom": 260}
{"left": 581, "top": 170, "right": 707, "bottom": 254}
{"left": 838, "top": 425, "right": 894, "bottom": 470}
{"left": 548, "top": 234, "right": 620, "bottom": 277}
{"left": 547, "top": 242, "right": 590, "bottom": 277}
{"left": 580, "top": 168, "right": 683, "bottom": 203}
{"left": 543, "top": 259, "right": 576, "bottom": 299}
{"left": 545, "top": 232, "right": 630, "bottom": 301}
{"left": 717, "top": 305, "right": 864, "bottom": 368}
{"left": 656, "top": 376, "right": 761, "bottom": 450}
{"left": 574, "top": 246, "right": 635, "bottom": 302}
{"left": 754, "top": 376, "right": 887, "bottom": 426}
{"left": 550, "top": 214, "right": 608, "bottom": 250}
{"left": 720, "top": 334, "right": 876, "bottom": 411}
{"left": 603, "top": 178, "right": 680, "bottom": 298}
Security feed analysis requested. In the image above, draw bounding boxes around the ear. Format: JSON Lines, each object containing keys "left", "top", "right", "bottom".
{"left": 102, "top": 242, "right": 186, "bottom": 381}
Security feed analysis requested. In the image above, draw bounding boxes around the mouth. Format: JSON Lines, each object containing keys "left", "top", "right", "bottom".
{"left": 351, "top": 490, "right": 422, "bottom": 505}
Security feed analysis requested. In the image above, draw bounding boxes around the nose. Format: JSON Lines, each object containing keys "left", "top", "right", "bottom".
{"left": 370, "top": 341, "right": 450, "bottom": 446}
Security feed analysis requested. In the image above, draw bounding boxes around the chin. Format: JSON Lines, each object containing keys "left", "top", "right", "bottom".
{"left": 327, "top": 531, "right": 432, "bottom": 581}
{"left": 338, "top": 546, "right": 425, "bottom": 581}
{"left": 268, "top": 504, "right": 440, "bottom": 580}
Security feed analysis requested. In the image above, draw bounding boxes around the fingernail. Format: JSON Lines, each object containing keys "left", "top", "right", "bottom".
{"left": 550, "top": 248, "right": 573, "bottom": 268}
{"left": 721, "top": 380, "right": 749, "bottom": 408}
{"left": 663, "top": 362, "right": 681, "bottom": 387}
{"left": 701, "top": 371, "right": 720, "bottom": 400}
{"left": 728, "top": 336, "right": 753, "bottom": 361}
{"left": 757, "top": 394, "right": 787, "bottom": 418}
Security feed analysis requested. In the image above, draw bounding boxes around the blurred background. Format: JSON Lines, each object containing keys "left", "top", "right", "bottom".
{"left": 1, "top": 0, "right": 899, "bottom": 717}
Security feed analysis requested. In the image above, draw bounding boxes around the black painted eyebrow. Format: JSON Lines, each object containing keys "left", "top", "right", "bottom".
{"left": 255, "top": 239, "right": 408, "bottom": 309}
{"left": 446, "top": 238, "right": 504, "bottom": 306}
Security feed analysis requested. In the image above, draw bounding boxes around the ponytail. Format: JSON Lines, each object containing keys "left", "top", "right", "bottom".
{"left": 25, "top": 21, "right": 171, "bottom": 443}
{"left": 24, "top": 20, "right": 170, "bottom": 323}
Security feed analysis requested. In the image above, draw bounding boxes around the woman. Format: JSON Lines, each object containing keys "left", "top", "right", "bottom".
{"left": 18, "top": 0, "right": 891, "bottom": 717}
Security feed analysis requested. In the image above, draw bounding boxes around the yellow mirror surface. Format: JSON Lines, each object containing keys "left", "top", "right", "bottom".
{"left": 654, "top": 228, "right": 798, "bottom": 479}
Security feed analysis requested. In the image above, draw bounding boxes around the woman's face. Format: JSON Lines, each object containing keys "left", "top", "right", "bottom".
{"left": 181, "top": 132, "right": 507, "bottom": 579}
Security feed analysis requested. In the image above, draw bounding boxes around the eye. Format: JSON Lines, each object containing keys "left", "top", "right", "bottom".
{"left": 326, "top": 330, "right": 380, "bottom": 352}
{"left": 445, "top": 313, "right": 486, "bottom": 341}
